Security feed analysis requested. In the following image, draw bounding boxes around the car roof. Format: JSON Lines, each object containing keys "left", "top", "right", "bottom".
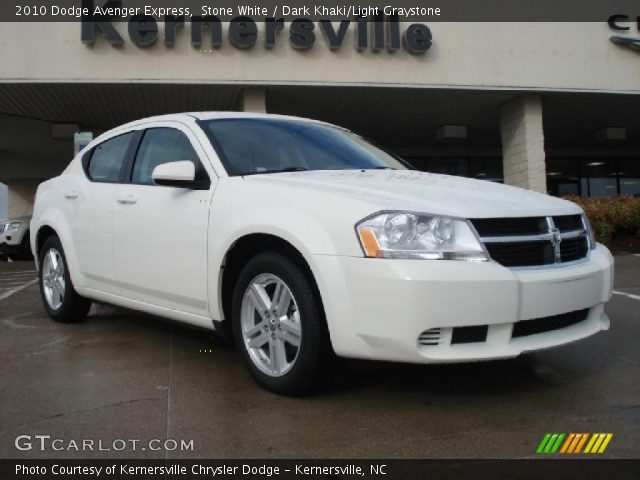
{"left": 111, "top": 112, "right": 331, "bottom": 132}
{"left": 188, "top": 112, "right": 325, "bottom": 123}
{"left": 86, "top": 112, "right": 345, "bottom": 155}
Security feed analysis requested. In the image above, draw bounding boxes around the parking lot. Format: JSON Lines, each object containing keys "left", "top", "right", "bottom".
{"left": 0, "top": 255, "right": 639, "bottom": 459}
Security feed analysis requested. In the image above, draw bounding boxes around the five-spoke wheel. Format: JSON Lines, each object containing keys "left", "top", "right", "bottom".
{"left": 241, "top": 273, "right": 302, "bottom": 377}
{"left": 39, "top": 235, "right": 91, "bottom": 322}
{"left": 232, "top": 251, "right": 332, "bottom": 395}
{"left": 42, "top": 248, "right": 66, "bottom": 311}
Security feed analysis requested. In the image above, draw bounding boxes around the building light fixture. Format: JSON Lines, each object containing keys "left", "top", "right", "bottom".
{"left": 595, "top": 127, "right": 626, "bottom": 142}
{"left": 436, "top": 125, "right": 468, "bottom": 142}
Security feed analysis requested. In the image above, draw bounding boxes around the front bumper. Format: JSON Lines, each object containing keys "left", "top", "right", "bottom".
{"left": 0, "top": 235, "right": 21, "bottom": 246}
{"left": 307, "top": 244, "right": 614, "bottom": 363}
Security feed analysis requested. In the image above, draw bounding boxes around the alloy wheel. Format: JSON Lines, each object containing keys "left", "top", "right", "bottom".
{"left": 240, "top": 273, "right": 302, "bottom": 377}
{"left": 42, "top": 248, "right": 66, "bottom": 310}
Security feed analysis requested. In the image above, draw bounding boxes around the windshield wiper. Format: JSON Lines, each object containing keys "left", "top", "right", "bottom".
{"left": 241, "top": 167, "right": 308, "bottom": 176}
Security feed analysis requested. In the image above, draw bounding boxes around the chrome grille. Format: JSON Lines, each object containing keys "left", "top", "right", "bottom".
{"left": 470, "top": 215, "right": 589, "bottom": 268}
{"left": 0, "top": 224, "right": 5, "bottom": 235}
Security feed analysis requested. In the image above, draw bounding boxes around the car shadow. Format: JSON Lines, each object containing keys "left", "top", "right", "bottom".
{"left": 327, "top": 356, "right": 543, "bottom": 396}
{"left": 81, "top": 303, "right": 582, "bottom": 400}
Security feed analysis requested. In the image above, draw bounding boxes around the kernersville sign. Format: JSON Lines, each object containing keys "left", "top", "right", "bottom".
{"left": 81, "top": 1, "right": 433, "bottom": 54}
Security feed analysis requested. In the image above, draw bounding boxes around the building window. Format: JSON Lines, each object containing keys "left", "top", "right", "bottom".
{"left": 405, "top": 155, "right": 638, "bottom": 197}
{"left": 468, "top": 157, "right": 503, "bottom": 183}
{"left": 619, "top": 158, "right": 640, "bottom": 196}
{"left": 581, "top": 159, "right": 617, "bottom": 197}
{"left": 406, "top": 157, "right": 503, "bottom": 183}
{"left": 423, "top": 157, "right": 469, "bottom": 177}
{"left": 546, "top": 158, "right": 581, "bottom": 196}
{"left": 547, "top": 157, "right": 640, "bottom": 198}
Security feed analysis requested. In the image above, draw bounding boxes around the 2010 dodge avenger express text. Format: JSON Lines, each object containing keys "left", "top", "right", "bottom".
{"left": 30, "top": 113, "right": 614, "bottom": 395}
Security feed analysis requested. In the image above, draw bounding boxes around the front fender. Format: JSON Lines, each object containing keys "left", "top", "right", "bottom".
{"left": 208, "top": 207, "right": 339, "bottom": 321}
{"left": 206, "top": 180, "right": 375, "bottom": 321}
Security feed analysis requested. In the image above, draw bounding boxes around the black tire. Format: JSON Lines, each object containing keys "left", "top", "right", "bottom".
{"left": 231, "top": 252, "right": 332, "bottom": 396}
{"left": 39, "top": 235, "right": 91, "bottom": 323}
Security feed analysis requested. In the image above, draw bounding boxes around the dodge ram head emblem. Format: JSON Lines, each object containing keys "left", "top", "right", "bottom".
{"left": 550, "top": 227, "right": 562, "bottom": 262}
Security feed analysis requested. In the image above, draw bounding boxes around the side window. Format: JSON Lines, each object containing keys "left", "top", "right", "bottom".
{"left": 87, "top": 132, "right": 135, "bottom": 183}
{"left": 131, "top": 128, "right": 208, "bottom": 186}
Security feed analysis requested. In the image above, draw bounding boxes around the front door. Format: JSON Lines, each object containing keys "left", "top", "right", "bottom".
{"left": 112, "top": 125, "right": 214, "bottom": 318}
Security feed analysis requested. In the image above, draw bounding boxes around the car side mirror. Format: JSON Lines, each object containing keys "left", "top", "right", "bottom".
{"left": 152, "top": 161, "right": 197, "bottom": 188}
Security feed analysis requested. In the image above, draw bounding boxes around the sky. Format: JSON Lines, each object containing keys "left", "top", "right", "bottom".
{"left": 0, "top": 183, "right": 7, "bottom": 220}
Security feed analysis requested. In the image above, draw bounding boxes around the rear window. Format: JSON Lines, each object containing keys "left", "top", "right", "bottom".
{"left": 87, "top": 132, "right": 135, "bottom": 183}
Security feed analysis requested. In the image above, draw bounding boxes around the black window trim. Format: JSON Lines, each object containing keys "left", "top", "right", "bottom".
{"left": 125, "top": 126, "right": 211, "bottom": 190}
{"left": 121, "top": 129, "right": 144, "bottom": 185}
{"left": 82, "top": 130, "right": 141, "bottom": 184}
{"left": 196, "top": 119, "right": 235, "bottom": 176}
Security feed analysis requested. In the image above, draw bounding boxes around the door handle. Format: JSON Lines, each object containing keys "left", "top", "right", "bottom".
{"left": 64, "top": 190, "right": 79, "bottom": 199}
{"left": 116, "top": 194, "right": 138, "bottom": 205}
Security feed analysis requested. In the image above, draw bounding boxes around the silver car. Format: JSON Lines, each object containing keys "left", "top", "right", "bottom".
{"left": 0, "top": 216, "right": 33, "bottom": 260}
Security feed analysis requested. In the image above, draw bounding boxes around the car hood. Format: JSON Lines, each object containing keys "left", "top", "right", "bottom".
{"left": 245, "top": 170, "right": 581, "bottom": 218}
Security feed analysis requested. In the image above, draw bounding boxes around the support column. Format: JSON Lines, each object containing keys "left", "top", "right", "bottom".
{"left": 241, "top": 88, "right": 267, "bottom": 113}
{"left": 8, "top": 179, "right": 39, "bottom": 218}
{"left": 499, "top": 95, "right": 547, "bottom": 193}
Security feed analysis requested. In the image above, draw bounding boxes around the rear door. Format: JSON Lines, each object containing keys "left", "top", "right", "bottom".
{"left": 112, "top": 122, "right": 215, "bottom": 318}
{"left": 70, "top": 131, "right": 137, "bottom": 294}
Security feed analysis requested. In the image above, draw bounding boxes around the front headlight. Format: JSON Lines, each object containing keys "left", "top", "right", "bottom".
{"left": 7, "top": 221, "right": 23, "bottom": 232}
{"left": 356, "top": 211, "right": 488, "bottom": 261}
{"left": 582, "top": 214, "right": 597, "bottom": 250}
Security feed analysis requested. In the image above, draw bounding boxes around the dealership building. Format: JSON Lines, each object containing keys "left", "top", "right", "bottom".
{"left": 1, "top": 18, "right": 639, "bottom": 218}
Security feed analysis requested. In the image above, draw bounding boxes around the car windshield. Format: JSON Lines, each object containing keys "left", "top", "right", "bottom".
{"left": 199, "top": 118, "right": 410, "bottom": 176}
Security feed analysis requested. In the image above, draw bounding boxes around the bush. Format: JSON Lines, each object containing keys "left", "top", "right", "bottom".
{"left": 563, "top": 195, "right": 640, "bottom": 246}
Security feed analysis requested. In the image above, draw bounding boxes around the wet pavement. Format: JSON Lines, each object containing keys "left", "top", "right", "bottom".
{"left": 0, "top": 256, "right": 638, "bottom": 459}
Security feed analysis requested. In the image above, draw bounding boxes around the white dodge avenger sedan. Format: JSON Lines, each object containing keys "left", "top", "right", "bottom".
{"left": 31, "top": 113, "right": 614, "bottom": 395}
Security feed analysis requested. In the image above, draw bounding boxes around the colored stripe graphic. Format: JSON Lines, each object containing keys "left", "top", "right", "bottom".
{"left": 592, "top": 435, "right": 605, "bottom": 452}
{"left": 585, "top": 433, "right": 613, "bottom": 454}
{"left": 566, "top": 433, "right": 582, "bottom": 453}
{"left": 597, "top": 434, "right": 613, "bottom": 453}
{"left": 537, "top": 433, "right": 552, "bottom": 453}
{"left": 537, "top": 433, "right": 565, "bottom": 454}
{"left": 544, "top": 433, "right": 559, "bottom": 453}
{"left": 550, "top": 433, "right": 565, "bottom": 453}
{"left": 574, "top": 433, "right": 589, "bottom": 453}
{"left": 538, "top": 433, "right": 613, "bottom": 454}
{"left": 560, "top": 433, "right": 575, "bottom": 453}
{"left": 584, "top": 434, "right": 598, "bottom": 453}
{"left": 568, "top": 433, "right": 583, "bottom": 453}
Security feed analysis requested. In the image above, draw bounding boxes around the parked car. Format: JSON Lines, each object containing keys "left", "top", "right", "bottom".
{"left": 30, "top": 113, "right": 614, "bottom": 395}
{"left": 0, "top": 215, "right": 33, "bottom": 260}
